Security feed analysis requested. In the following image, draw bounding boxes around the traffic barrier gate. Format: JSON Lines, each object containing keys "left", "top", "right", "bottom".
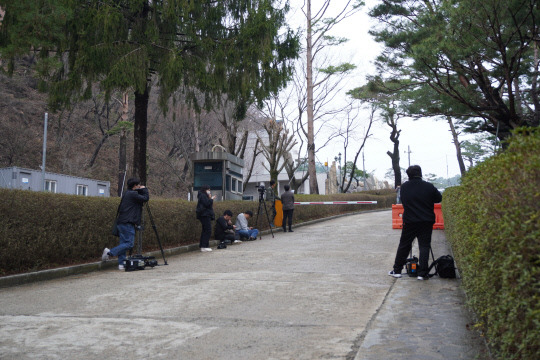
{"left": 391, "top": 204, "right": 444, "bottom": 230}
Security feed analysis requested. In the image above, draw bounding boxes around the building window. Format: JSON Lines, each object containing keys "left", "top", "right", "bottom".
{"left": 232, "top": 178, "right": 237, "bottom": 192}
{"left": 45, "top": 180, "right": 57, "bottom": 193}
{"left": 77, "top": 184, "right": 88, "bottom": 196}
{"left": 226, "top": 175, "right": 231, "bottom": 192}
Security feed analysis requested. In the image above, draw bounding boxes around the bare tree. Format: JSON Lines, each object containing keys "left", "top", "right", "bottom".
{"left": 339, "top": 105, "right": 375, "bottom": 193}
{"left": 302, "top": 0, "right": 363, "bottom": 194}
{"left": 257, "top": 119, "right": 297, "bottom": 182}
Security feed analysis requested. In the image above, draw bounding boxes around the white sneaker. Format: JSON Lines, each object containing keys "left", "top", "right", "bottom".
{"left": 200, "top": 248, "right": 212, "bottom": 252}
{"left": 233, "top": 240, "right": 242, "bottom": 244}
{"left": 118, "top": 265, "right": 125, "bottom": 270}
{"left": 102, "top": 248, "right": 110, "bottom": 261}
{"left": 388, "top": 270, "right": 402, "bottom": 278}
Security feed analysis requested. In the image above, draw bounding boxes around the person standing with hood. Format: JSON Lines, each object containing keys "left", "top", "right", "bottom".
{"left": 388, "top": 165, "right": 442, "bottom": 280}
{"left": 196, "top": 184, "right": 216, "bottom": 252}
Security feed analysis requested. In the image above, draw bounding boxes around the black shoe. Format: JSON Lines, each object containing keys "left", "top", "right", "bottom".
{"left": 288, "top": 229, "right": 293, "bottom": 232}
{"left": 282, "top": 228, "right": 287, "bottom": 232}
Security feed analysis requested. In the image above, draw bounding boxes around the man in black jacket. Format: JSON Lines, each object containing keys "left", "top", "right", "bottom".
{"left": 388, "top": 165, "right": 442, "bottom": 280}
{"left": 102, "top": 177, "right": 149, "bottom": 270}
{"left": 280, "top": 185, "right": 295, "bottom": 232}
{"left": 214, "top": 210, "right": 239, "bottom": 248}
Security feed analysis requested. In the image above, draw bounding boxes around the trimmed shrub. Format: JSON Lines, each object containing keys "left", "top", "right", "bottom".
{"left": 0, "top": 188, "right": 394, "bottom": 276}
{"left": 442, "top": 128, "right": 540, "bottom": 360}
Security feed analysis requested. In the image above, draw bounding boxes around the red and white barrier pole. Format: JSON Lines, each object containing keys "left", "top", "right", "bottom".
{"left": 293, "top": 201, "right": 377, "bottom": 205}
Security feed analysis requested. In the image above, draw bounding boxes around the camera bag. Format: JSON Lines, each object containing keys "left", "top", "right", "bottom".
{"left": 428, "top": 255, "right": 457, "bottom": 278}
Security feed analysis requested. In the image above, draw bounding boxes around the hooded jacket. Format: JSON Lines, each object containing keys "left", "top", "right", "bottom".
{"left": 400, "top": 177, "right": 442, "bottom": 223}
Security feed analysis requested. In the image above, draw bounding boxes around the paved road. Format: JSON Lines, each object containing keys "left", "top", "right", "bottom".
{"left": 0, "top": 210, "right": 487, "bottom": 359}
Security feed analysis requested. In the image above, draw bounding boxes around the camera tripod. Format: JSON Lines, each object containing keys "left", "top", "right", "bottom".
{"left": 254, "top": 191, "right": 274, "bottom": 239}
{"left": 132, "top": 202, "right": 168, "bottom": 265}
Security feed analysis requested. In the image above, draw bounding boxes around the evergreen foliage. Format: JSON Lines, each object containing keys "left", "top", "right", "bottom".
{"left": 0, "top": 0, "right": 300, "bottom": 182}
{"left": 443, "top": 128, "right": 540, "bottom": 360}
{"left": 364, "top": 0, "right": 540, "bottom": 142}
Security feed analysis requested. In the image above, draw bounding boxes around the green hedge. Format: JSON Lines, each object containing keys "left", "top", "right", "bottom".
{"left": 442, "top": 129, "right": 540, "bottom": 360}
{"left": 0, "top": 188, "right": 394, "bottom": 276}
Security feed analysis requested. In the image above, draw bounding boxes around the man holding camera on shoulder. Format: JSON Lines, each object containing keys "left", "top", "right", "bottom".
{"left": 102, "top": 177, "right": 149, "bottom": 270}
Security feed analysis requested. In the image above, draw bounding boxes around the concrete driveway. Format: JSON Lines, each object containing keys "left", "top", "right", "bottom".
{"left": 0, "top": 210, "right": 487, "bottom": 359}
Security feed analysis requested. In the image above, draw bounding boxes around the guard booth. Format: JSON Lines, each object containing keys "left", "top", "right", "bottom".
{"left": 191, "top": 150, "right": 244, "bottom": 201}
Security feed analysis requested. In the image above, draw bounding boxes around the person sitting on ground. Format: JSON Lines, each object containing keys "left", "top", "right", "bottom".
{"left": 215, "top": 210, "right": 241, "bottom": 246}
{"left": 235, "top": 210, "right": 259, "bottom": 241}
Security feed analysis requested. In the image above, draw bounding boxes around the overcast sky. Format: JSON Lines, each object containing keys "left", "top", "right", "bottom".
{"left": 286, "top": 0, "right": 470, "bottom": 182}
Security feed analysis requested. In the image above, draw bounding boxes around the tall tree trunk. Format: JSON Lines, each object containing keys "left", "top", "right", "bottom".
{"left": 306, "top": 0, "right": 319, "bottom": 194}
{"left": 386, "top": 123, "right": 401, "bottom": 187}
{"left": 447, "top": 116, "right": 467, "bottom": 176}
{"left": 117, "top": 92, "right": 129, "bottom": 196}
{"left": 118, "top": 130, "right": 127, "bottom": 196}
{"left": 133, "top": 85, "right": 149, "bottom": 184}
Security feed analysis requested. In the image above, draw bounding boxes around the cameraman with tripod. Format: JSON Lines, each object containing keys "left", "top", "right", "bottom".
{"left": 102, "top": 178, "right": 149, "bottom": 270}
{"left": 266, "top": 180, "right": 279, "bottom": 226}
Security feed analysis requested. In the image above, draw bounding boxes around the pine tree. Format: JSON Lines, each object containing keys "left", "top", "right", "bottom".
{"left": 0, "top": 0, "right": 299, "bottom": 184}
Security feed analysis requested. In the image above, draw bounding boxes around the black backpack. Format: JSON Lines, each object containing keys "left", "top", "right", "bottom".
{"left": 428, "top": 255, "right": 457, "bottom": 278}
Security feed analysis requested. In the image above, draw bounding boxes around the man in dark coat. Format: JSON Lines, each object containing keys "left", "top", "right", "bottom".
{"left": 102, "top": 177, "right": 149, "bottom": 270}
{"left": 280, "top": 184, "right": 295, "bottom": 232}
{"left": 196, "top": 184, "right": 216, "bottom": 252}
{"left": 214, "top": 210, "right": 239, "bottom": 248}
{"left": 388, "top": 165, "right": 442, "bottom": 280}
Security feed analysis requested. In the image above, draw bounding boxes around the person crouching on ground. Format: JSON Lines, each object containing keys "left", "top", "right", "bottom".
{"left": 196, "top": 184, "right": 216, "bottom": 252}
{"left": 388, "top": 165, "right": 442, "bottom": 280}
{"left": 215, "top": 210, "right": 240, "bottom": 246}
{"left": 102, "top": 177, "right": 149, "bottom": 270}
{"left": 235, "top": 210, "right": 259, "bottom": 241}
{"left": 280, "top": 184, "right": 295, "bottom": 232}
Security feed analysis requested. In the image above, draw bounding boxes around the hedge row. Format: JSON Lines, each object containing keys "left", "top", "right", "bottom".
{"left": 0, "top": 188, "right": 395, "bottom": 276}
{"left": 442, "top": 128, "right": 540, "bottom": 360}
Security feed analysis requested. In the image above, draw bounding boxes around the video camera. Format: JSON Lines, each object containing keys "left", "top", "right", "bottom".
{"left": 124, "top": 255, "right": 158, "bottom": 271}
{"left": 255, "top": 184, "right": 266, "bottom": 200}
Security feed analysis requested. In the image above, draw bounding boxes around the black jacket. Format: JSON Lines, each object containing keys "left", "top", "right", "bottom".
{"left": 281, "top": 190, "right": 295, "bottom": 210}
{"left": 117, "top": 188, "right": 149, "bottom": 225}
{"left": 400, "top": 178, "right": 442, "bottom": 224}
{"left": 196, "top": 190, "right": 215, "bottom": 220}
{"left": 214, "top": 216, "right": 234, "bottom": 240}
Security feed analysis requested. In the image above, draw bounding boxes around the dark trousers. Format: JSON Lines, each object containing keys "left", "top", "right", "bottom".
{"left": 393, "top": 222, "right": 433, "bottom": 276}
{"left": 199, "top": 217, "right": 212, "bottom": 248}
{"left": 282, "top": 209, "right": 294, "bottom": 230}
{"left": 217, "top": 233, "right": 235, "bottom": 243}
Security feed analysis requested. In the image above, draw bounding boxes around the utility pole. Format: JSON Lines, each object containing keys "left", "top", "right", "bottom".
{"left": 362, "top": 151, "right": 366, "bottom": 191}
{"left": 41, "top": 113, "right": 48, "bottom": 191}
{"left": 404, "top": 145, "right": 412, "bottom": 167}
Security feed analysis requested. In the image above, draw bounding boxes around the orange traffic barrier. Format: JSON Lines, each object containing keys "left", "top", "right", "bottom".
{"left": 391, "top": 204, "right": 444, "bottom": 230}
{"left": 392, "top": 204, "right": 404, "bottom": 229}
{"left": 433, "top": 203, "right": 444, "bottom": 229}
